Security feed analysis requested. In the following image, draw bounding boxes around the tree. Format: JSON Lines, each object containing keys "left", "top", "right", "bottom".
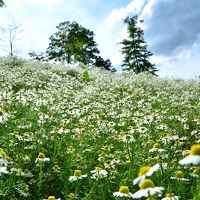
{"left": 46, "top": 21, "right": 100, "bottom": 65}
{"left": 0, "top": 0, "right": 5, "bottom": 7}
{"left": 94, "top": 56, "right": 116, "bottom": 72}
{"left": 0, "top": 24, "right": 23, "bottom": 57}
{"left": 120, "top": 16, "right": 158, "bottom": 75}
{"left": 28, "top": 51, "right": 47, "bottom": 61}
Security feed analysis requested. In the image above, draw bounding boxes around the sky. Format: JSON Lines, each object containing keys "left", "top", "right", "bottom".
{"left": 0, "top": 0, "right": 200, "bottom": 79}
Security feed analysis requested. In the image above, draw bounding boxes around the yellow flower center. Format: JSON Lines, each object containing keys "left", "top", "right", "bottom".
{"left": 24, "top": 169, "right": 29, "bottom": 173}
{"left": 140, "top": 179, "right": 155, "bottom": 189}
{"left": 190, "top": 144, "right": 200, "bottom": 156}
{"left": 119, "top": 186, "right": 129, "bottom": 194}
{"left": 193, "top": 168, "right": 199, "bottom": 174}
{"left": 138, "top": 166, "right": 151, "bottom": 176}
{"left": 48, "top": 196, "right": 55, "bottom": 200}
{"left": 153, "top": 143, "right": 161, "bottom": 148}
{"left": 95, "top": 166, "right": 102, "bottom": 171}
{"left": 166, "top": 193, "right": 174, "bottom": 197}
{"left": 38, "top": 152, "right": 45, "bottom": 159}
{"left": 74, "top": 170, "right": 81, "bottom": 176}
{"left": 176, "top": 170, "right": 184, "bottom": 178}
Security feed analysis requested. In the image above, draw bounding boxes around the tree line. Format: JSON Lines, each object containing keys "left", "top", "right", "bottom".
{"left": 1, "top": 2, "right": 158, "bottom": 75}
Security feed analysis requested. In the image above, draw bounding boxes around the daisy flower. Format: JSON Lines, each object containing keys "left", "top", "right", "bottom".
{"left": 179, "top": 144, "right": 200, "bottom": 165}
{"left": 132, "top": 179, "right": 164, "bottom": 199}
{"left": 113, "top": 186, "right": 134, "bottom": 198}
{"left": 0, "top": 166, "right": 8, "bottom": 174}
{"left": 43, "top": 196, "right": 61, "bottom": 200}
{"left": 21, "top": 169, "right": 33, "bottom": 177}
{"left": 170, "top": 170, "right": 189, "bottom": 181}
{"left": 161, "top": 193, "right": 180, "bottom": 200}
{"left": 149, "top": 143, "right": 166, "bottom": 153}
{"left": 69, "top": 170, "right": 87, "bottom": 182}
{"left": 90, "top": 167, "right": 108, "bottom": 179}
{"left": 133, "top": 164, "right": 160, "bottom": 185}
{"left": 35, "top": 153, "right": 50, "bottom": 163}
{"left": 189, "top": 167, "right": 199, "bottom": 178}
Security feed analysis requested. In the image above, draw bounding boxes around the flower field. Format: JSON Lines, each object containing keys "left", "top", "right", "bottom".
{"left": 0, "top": 57, "right": 200, "bottom": 200}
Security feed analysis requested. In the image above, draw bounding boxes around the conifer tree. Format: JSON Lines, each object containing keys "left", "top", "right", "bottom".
{"left": 120, "top": 16, "right": 158, "bottom": 75}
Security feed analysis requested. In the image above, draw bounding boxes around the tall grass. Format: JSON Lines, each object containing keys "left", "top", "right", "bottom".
{"left": 0, "top": 57, "right": 200, "bottom": 200}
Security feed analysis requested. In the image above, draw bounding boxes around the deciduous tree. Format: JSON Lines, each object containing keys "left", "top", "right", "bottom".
{"left": 46, "top": 21, "right": 100, "bottom": 65}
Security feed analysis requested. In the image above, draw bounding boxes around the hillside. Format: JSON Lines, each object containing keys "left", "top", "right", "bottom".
{"left": 0, "top": 57, "right": 200, "bottom": 200}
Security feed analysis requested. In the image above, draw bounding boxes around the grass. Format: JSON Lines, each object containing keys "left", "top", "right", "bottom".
{"left": 0, "top": 57, "right": 200, "bottom": 200}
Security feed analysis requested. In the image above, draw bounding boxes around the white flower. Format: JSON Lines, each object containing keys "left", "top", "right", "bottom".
{"left": 170, "top": 170, "right": 189, "bottom": 181}
{"left": 0, "top": 166, "right": 8, "bottom": 174}
{"left": 120, "top": 134, "right": 135, "bottom": 143}
{"left": 21, "top": 169, "right": 33, "bottom": 177}
{"left": 133, "top": 163, "right": 160, "bottom": 185}
{"left": 161, "top": 196, "right": 180, "bottom": 200}
{"left": 161, "top": 193, "right": 180, "bottom": 200}
{"left": 35, "top": 153, "right": 50, "bottom": 163}
{"left": 90, "top": 167, "right": 108, "bottom": 179}
{"left": 132, "top": 179, "right": 164, "bottom": 198}
{"left": 69, "top": 170, "right": 87, "bottom": 182}
{"left": 179, "top": 144, "right": 200, "bottom": 165}
{"left": 149, "top": 143, "right": 166, "bottom": 153}
{"left": 113, "top": 186, "right": 134, "bottom": 198}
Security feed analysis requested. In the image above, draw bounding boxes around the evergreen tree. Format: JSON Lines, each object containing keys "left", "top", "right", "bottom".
{"left": 120, "top": 16, "right": 158, "bottom": 75}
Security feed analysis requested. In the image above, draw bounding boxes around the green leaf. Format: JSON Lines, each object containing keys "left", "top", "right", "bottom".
{"left": 83, "top": 70, "right": 89, "bottom": 81}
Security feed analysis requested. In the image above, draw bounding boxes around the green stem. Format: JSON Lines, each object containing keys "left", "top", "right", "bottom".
{"left": 38, "top": 161, "right": 43, "bottom": 194}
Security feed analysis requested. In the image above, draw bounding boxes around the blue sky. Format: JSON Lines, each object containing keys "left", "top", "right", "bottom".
{"left": 0, "top": 0, "right": 200, "bottom": 79}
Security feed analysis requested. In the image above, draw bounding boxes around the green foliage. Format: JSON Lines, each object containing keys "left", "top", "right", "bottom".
{"left": 121, "top": 16, "right": 158, "bottom": 75}
{"left": 0, "top": 0, "right": 5, "bottom": 7}
{"left": 94, "top": 56, "right": 116, "bottom": 72}
{"left": 83, "top": 70, "right": 90, "bottom": 81}
{"left": 46, "top": 21, "right": 100, "bottom": 65}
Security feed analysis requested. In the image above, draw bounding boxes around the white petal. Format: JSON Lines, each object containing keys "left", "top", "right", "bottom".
{"left": 133, "top": 175, "right": 145, "bottom": 185}
{"left": 132, "top": 189, "right": 148, "bottom": 198}
{"left": 179, "top": 155, "right": 200, "bottom": 165}
{"left": 0, "top": 166, "right": 8, "bottom": 174}
{"left": 146, "top": 163, "right": 160, "bottom": 176}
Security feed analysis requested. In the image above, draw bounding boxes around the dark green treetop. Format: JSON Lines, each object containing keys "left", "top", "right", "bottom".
{"left": 120, "top": 16, "right": 158, "bottom": 75}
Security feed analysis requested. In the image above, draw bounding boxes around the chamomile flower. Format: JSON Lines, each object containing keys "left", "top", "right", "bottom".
{"left": 113, "top": 186, "right": 134, "bottom": 198}
{"left": 179, "top": 144, "right": 200, "bottom": 165}
{"left": 161, "top": 193, "right": 180, "bottom": 200}
{"left": 133, "top": 164, "right": 160, "bottom": 185}
{"left": 35, "top": 153, "right": 50, "bottom": 163}
{"left": 149, "top": 143, "right": 166, "bottom": 153}
{"left": 90, "top": 167, "right": 108, "bottom": 179}
{"left": 43, "top": 196, "right": 61, "bottom": 200}
{"left": 69, "top": 170, "right": 87, "bottom": 182}
{"left": 21, "top": 169, "right": 33, "bottom": 177}
{"left": 132, "top": 179, "right": 164, "bottom": 198}
{"left": 189, "top": 167, "right": 199, "bottom": 178}
{"left": 170, "top": 170, "right": 189, "bottom": 181}
{"left": 0, "top": 166, "right": 8, "bottom": 174}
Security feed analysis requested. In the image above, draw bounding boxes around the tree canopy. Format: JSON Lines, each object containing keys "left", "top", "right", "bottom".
{"left": 46, "top": 21, "right": 100, "bottom": 65}
{"left": 120, "top": 16, "right": 158, "bottom": 75}
{"left": 0, "top": 0, "right": 5, "bottom": 7}
{"left": 94, "top": 56, "right": 116, "bottom": 72}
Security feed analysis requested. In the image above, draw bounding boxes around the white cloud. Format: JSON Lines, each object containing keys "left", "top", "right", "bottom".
{"left": 105, "top": 0, "right": 145, "bottom": 29}
{"left": 27, "top": 0, "right": 61, "bottom": 7}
